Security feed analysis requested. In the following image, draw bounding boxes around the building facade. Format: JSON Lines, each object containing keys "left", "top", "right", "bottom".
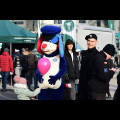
{"left": 11, "top": 20, "right": 120, "bottom": 33}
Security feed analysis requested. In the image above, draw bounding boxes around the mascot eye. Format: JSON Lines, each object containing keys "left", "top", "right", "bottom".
{"left": 49, "top": 40, "right": 52, "bottom": 43}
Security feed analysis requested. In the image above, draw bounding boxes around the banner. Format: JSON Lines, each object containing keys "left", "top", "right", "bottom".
{"left": 37, "top": 20, "right": 41, "bottom": 39}
{"left": 62, "top": 20, "right": 76, "bottom": 47}
{"left": 108, "top": 20, "right": 114, "bottom": 30}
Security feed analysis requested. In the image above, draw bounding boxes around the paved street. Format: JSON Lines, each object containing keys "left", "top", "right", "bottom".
{"left": 0, "top": 82, "right": 17, "bottom": 100}
{"left": 0, "top": 69, "right": 119, "bottom": 100}
{"left": 108, "top": 69, "right": 119, "bottom": 100}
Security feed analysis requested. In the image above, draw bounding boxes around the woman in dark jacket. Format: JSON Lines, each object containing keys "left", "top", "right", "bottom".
{"left": 62, "top": 39, "right": 79, "bottom": 100}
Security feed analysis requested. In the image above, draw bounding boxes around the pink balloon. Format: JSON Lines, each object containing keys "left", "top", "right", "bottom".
{"left": 38, "top": 58, "right": 51, "bottom": 75}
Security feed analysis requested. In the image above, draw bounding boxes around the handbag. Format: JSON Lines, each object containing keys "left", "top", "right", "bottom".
{"left": 64, "top": 74, "right": 72, "bottom": 88}
{"left": 65, "top": 74, "right": 69, "bottom": 82}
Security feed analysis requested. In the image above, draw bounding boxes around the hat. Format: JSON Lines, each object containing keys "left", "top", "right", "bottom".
{"left": 41, "top": 25, "right": 61, "bottom": 35}
{"left": 13, "top": 76, "right": 27, "bottom": 85}
{"left": 103, "top": 44, "right": 115, "bottom": 56}
{"left": 4, "top": 48, "right": 9, "bottom": 52}
{"left": 85, "top": 34, "right": 97, "bottom": 40}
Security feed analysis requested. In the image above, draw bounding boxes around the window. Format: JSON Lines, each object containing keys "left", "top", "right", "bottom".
{"left": 79, "top": 20, "right": 86, "bottom": 23}
{"left": 58, "top": 20, "right": 62, "bottom": 24}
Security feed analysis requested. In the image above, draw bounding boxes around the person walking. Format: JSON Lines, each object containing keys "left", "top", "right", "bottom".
{"left": 25, "top": 50, "right": 38, "bottom": 92}
{"left": 62, "top": 39, "right": 79, "bottom": 100}
{"left": 88, "top": 44, "right": 116, "bottom": 100}
{"left": 0, "top": 48, "right": 14, "bottom": 92}
{"left": 13, "top": 49, "right": 23, "bottom": 76}
{"left": 21, "top": 48, "right": 28, "bottom": 78}
{"left": 77, "top": 34, "right": 99, "bottom": 100}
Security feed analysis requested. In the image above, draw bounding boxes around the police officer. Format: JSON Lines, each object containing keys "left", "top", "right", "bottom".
{"left": 88, "top": 44, "right": 116, "bottom": 100}
{"left": 77, "top": 34, "right": 99, "bottom": 100}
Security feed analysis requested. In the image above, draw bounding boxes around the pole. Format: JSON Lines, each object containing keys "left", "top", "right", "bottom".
{"left": 10, "top": 43, "right": 12, "bottom": 57}
{"left": 10, "top": 43, "right": 12, "bottom": 86}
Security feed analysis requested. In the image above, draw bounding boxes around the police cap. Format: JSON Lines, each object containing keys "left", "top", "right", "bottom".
{"left": 85, "top": 34, "right": 97, "bottom": 40}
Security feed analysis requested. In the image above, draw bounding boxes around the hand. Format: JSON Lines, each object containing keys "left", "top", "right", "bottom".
{"left": 109, "top": 68, "right": 117, "bottom": 72}
{"left": 10, "top": 72, "right": 13, "bottom": 75}
{"left": 38, "top": 87, "right": 41, "bottom": 91}
{"left": 48, "top": 76, "right": 59, "bottom": 85}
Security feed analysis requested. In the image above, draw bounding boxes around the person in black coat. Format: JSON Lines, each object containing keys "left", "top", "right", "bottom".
{"left": 113, "top": 72, "right": 120, "bottom": 100}
{"left": 106, "top": 58, "right": 114, "bottom": 98}
{"left": 88, "top": 44, "right": 116, "bottom": 100}
{"left": 62, "top": 39, "right": 79, "bottom": 100}
{"left": 77, "top": 34, "right": 99, "bottom": 100}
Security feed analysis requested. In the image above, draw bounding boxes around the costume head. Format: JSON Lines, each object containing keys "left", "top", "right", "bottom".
{"left": 37, "top": 25, "right": 64, "bottom": 57}
{"left": 14, "top": 76, "right": 27, "bottom": 85}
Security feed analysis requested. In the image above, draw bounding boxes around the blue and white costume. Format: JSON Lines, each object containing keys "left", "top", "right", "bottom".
{"left": 36, "top": 26, "right": 67, "bottom": 100}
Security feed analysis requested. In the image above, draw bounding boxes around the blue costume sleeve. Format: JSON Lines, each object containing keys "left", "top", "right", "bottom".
{"left": 48, "top": 57, "right": 67, "bottom": 85}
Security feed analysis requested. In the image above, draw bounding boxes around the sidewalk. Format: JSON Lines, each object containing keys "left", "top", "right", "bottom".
{"left": 0, "top": 82, "right": 17, "bottom": 100}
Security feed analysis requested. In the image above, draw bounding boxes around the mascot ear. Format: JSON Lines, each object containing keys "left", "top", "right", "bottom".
{"left": 37, "top": 36, "right": 44, "bottom": 54}
{"left": 57, "top": 34, "right": 64, "bottom": 57}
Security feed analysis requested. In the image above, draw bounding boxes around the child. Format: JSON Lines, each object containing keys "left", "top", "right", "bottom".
{"left": 13, "top": 76, "right": 41, "bottom": 100}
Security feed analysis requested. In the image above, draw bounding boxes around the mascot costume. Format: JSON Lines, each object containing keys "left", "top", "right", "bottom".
{"left": 36, "top": 25, "right": 67, "bottom": 100}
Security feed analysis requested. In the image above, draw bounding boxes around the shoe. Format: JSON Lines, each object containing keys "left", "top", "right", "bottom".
{"left": 2, "top": 89, "right": 7, "bottom": 92}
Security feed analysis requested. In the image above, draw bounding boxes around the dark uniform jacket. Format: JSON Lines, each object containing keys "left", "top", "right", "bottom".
{"left": 88, "top": 51, "right": 115, "bottom": 93}
{"left": 79, "top": 47, "right": 99, "bottom": 90}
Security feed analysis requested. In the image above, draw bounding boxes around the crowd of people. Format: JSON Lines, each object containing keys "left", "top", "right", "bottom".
{"left": 0, "top": 33, "right": 119, "bottom": 100}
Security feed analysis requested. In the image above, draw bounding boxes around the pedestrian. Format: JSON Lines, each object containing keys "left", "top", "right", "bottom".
{"left": 114, "top": 52, "right": 119, "bottom": 67}
{"left": 25, "top": 49, "right": 38, "bottom": 92}
{"left": 106, "top": 58, "right": 114, "bottom": 98}
{"left": 13, "top": 75, "right": 41, "bottom": 100}
{"left": 0, "top": 48, "right": 14, "bottom": 92}
{"left": 62, "top": 39, "right": 79, "bottom": 100}
{"left": 113, "top": 71, "right": 120, "bottom": 100}
{"left": 88, "top": 44, "right": 116, "bottom": 100}
{"left": 21, "top": 48, "right": 28, "bottom": 78}
{"left": 77, "top": 34, "right": 99, "bottom": 100}
{"left": 76, "top": 49, "right": 82, "bottom": 71}
{"left": 13, "top": 49, "right": 23, "bottom": 76}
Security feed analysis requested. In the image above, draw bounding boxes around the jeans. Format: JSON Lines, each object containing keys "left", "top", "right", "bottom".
{"left": 1, "top": 72, "right": 9, "bottom": 90}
